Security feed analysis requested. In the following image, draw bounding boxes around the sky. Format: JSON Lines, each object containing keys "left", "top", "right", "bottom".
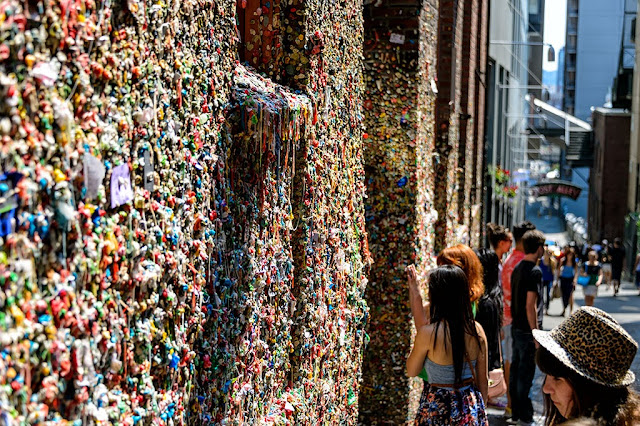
{"left": 543, "top": 0, "right": 567, "bottom": 71}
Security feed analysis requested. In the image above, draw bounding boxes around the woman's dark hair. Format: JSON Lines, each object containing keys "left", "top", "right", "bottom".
{"left": 536, "top": 347, "right": 640, "bottom": 425}
{"left": 429, "top": 265, "right": 480, "bottom": 383}
{"left": 562, "top": 249, "right": 577, "bottom": 267}
{"left": 475, "top": 248, "right": 501, "bottom": 299}
{"left": 487, "top": 223, "right": 510, "bottom": 249}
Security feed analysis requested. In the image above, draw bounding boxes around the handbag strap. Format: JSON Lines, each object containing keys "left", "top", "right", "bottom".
{"left": 498, "top": 329, "right": 504, "bottom": 369}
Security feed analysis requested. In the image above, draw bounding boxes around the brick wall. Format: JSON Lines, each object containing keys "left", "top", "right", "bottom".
{"left": 471, "top": 0, "right": 489, "bottom": 246}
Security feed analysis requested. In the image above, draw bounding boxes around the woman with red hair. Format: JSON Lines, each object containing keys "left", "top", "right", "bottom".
{"left": 437, "top": 245, "right": 485, "bottom": 303}
{"left": 408, "top": 244, "right": 484, "bottom": 329}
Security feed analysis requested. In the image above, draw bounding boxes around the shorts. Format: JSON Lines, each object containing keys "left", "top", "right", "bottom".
{"left": 501, "top": 324, "right": 512, "bottom": 363}
{"left": 602, "top": 264, "right": 612, "bottom": 273}
{"left": 583, "top": 285, "right": 598, "bottom": 297}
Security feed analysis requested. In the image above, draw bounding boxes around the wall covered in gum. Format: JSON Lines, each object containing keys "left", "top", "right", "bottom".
{"left": 0, "top": 0, "right": 369, "bottom": 424}
{"left": 358, "top": 0, "right": 439, "bottom": 422}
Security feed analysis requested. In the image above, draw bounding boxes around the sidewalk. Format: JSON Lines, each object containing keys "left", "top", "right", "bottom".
{"left": 487, "top": 280, "right": 640, "bottom": 425}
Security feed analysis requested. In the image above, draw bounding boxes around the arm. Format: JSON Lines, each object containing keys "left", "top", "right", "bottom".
{"left": 596, "top": 266, "right": 603, "bottom": 286}
{"left": 635, "top": 254, "right": 640, "bottom": 270}
{"left": 406, "top": 326, "right": 430, "bottom": 377}
{"left": 407, "top": 265, "right": 429, "bottom": 328}
{"left": 526, "top": 291, "right": 538, "bottom": 340}
{"left": 475, "top": 322, "right": 489, "bottom": 402}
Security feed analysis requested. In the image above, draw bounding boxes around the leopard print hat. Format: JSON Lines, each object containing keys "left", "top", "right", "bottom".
{"left": 533, "top": 307, "right": 637, "bottom": 387}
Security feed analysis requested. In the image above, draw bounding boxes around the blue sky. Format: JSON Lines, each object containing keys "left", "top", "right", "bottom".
{"left": 543, "top": 0, "right": 567, "bottom": 71}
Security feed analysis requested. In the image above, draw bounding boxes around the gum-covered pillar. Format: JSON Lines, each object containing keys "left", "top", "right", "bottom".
{"left": 359, "top": 0, "right": 439, "bottom": 422}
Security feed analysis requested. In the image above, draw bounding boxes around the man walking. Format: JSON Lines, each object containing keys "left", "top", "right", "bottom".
{"left": 610, "top": 237, "right": 626, "bottom": 296}
{"left": 509, "top": 229, "right": 546, "bottom": 426}
{"left": 501, "top": 221, "right": 535, "bottom": 416}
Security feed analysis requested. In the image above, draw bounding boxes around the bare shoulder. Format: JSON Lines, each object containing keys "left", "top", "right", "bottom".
{"left": 416, "top": 324, "right": 435, "bottom": 341}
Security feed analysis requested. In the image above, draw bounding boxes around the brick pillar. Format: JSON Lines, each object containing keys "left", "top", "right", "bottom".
{"left": 471, "top": 0, "right": 488, "bottom": 246}
{"left": 359, "top": 0, "right": 439, "bottom": 422}
{"left": 433, "top": 0, "right": 464, "bottom": 251}
{"left": 457, "top": 0, "right": 478, "bottom": 230}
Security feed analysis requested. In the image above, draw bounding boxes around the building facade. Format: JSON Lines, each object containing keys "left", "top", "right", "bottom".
{"left": 485, "top": 0, "right": 530, "bottom": 230}
{"left": 589, "top": 108, "right": 631, "bottom": 242}
{"left": 563, "top": 0, "right": 629, "bottom": 121}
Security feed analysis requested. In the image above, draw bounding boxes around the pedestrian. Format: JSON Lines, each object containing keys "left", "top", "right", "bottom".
{"left": 610, "top": 237, "right": 626, "bottom": 296}
{"left": 501, "top": 220, "right": 536, "bottom": 418}
{"left": 556, "top": 244, "right": 570, "bottom": 264}
{"left": 598, "top": 239, "right": 612, "bottom": 289}
{"left": 406, "top": 265, "right": 489, "bottom": 425}
{"left": 534, "top": 307, "right": 640, "bottom": 425}
{"left": 557, "top": 250, "right": 578, "bottom": 317}
{"left": 578, "top": 250, "right": 602, "bottom": 307}
{"left": 487, "top": 223, "right": 513, "bottom": 262}
{"left": 539, "top": 246, "right": 556, "bottom": 314}
{"left": 407, "top": 245, "right": 485, "bottom": 383}
{"left": 475, "top": 248, "right": 504, "bottom": 407}
{"left": 509, "top": 229, "right": 546, "bottom": 426}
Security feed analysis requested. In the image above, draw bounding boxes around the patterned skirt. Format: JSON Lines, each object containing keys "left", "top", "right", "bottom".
{"left": 414, "top": 382, "right": 488, "bottom": 425}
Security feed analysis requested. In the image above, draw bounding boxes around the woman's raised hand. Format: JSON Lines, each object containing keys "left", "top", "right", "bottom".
{"left": 406, "top": 264, "right": 418, "bottom": 288}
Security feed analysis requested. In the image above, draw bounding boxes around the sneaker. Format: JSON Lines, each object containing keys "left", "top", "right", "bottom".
{"left": 504, "top": 418, "right": 519, "bottom": 425}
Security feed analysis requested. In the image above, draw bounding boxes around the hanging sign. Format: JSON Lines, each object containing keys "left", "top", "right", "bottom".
{"left": 530, "top": 180, "right": 582, "bottom": 200}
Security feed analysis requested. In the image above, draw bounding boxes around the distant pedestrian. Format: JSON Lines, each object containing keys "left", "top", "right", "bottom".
{"left": 598, "top": 239, "right": 612, "bottom": 289}
{"left": 610, "top": 237, "right": 626, "bottom": 296}
{"left": 557, "top": 250, "right": 578, "bottom": 317}
{"left": 578, "top": 251, "right": 602, "bottom": 307}
{"left": 407, "top": 265, "right": 489, "bottom": 425}
{"left": 509, "top": 229, "right": 546, "bottom": 426}
{"left": 534, "top": 307, "right": 640, "bottom": 425}
{"left": 501, "top": 221, "right": 536, "bottom": 418}
{"left": 539, "top": 247, "right": 556, "bottom": 314}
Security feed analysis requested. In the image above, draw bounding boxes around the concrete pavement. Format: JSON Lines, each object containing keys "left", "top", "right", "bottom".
{"left": 487, "top": 280, "right": 640, "bottom": 425}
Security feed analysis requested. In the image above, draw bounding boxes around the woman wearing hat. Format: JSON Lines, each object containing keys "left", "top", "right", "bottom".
{"left": 533, "top": 307, "right": 640, "bottom": 425}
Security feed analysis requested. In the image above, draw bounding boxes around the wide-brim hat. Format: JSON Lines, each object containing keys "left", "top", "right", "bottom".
{"left": 533, "top": 307, "right": 637, "bottom": 387}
